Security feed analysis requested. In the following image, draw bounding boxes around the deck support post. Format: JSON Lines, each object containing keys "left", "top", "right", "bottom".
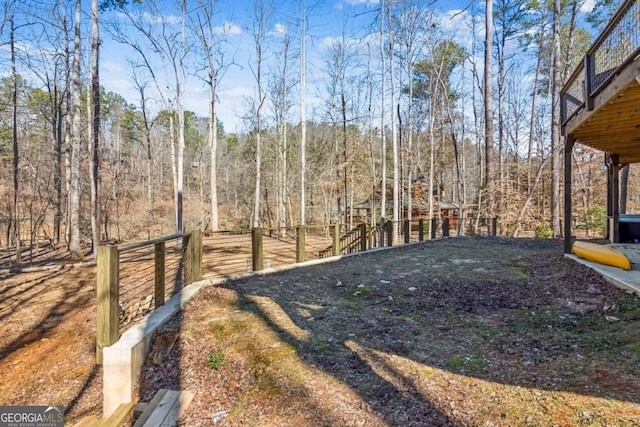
{"left": 608, "top": 154, "right": 620, "bottom": 243}
{"left": 564, "top": 135, "right": 575, "bottom": 253}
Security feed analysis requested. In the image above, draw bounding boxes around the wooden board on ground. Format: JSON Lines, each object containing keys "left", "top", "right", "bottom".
{"left": 572, "top": 241, "right": 632, "bottom": 270}
{"left": 133, "top": 389, "right": 194, "bottom": 427}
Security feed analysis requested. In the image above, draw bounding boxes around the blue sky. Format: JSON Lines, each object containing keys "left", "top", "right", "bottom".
{"left": 97, "top": 0, "right": 483, "bottom": 132}
{"left": 96, "top": 0, "right": 599, "bottom": 132}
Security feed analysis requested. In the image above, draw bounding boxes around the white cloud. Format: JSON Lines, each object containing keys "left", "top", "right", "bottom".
{"left": 580, "top": 0, "right": 596, "bottom": 14}
{"left": 101, "top": 60, "right": 127, "bottom": 74}
{"left": 342, "top": 0, "right": 379, "bottom": 5}
{"left": 214, "top": 21, "right": 242, "bottom": 35}
{"left": 274, "top": 23, "right": 288, "bottom": 36}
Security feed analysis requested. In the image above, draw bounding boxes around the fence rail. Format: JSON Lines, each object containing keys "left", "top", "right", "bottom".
{"left": 561, "top": 0, "right": 640, "bottom": 126}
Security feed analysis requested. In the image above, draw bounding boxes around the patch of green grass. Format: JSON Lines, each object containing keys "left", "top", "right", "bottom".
{"left": 447, "top": 355, "right": 487, "bottom": 372}
{"left": 208, "top": 317, "right": 250, "bottom": 338}
{"left": 507, "top": 309, "right": 634, "bottom": 361}
{"left": 315, "top": 339, "right": 329, "bottom": 354}
{"left": 613, "top": 295, "right": 640, "bottom": 321}
{"left": 512, "top": 269, "right": 529, "bottom": 279}
{"left": 207, "top": 351, "right": 225, "bottom": 370}
{"left": 358, "top": 383, "right": 373, "bottom": 394}
{"left": 348, "top": 286, "right": 371, "bottom": 298}
{"left": 465, "top": 320, "right": 499, "bottom": 340}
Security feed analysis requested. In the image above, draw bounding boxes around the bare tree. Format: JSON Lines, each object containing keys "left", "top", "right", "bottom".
{"left": 249, "top": 0, "right": 272, "bottom": 228}
{"left": 190, "top": 0, "right": 234, "bottom": 232}
{"left": 484, "top": 0, "right": 495, "bottom": 222}
{"left": 106, "top": 0, "right": 190, "bottom": 233}
{"left": 299, "top": 0, "right": 307, "bottom": 225}
{"left": 550, "top": 0, "right": 561, "bottom": 236}
{"left": 268, "top": 25, "right": 292, "bottom": 235}
{"left": 8, "top": 3, "right": 20, "bottom": 263}
{"left": 386, "top": 0, "right": 399, "bottom": 229}
{"left": 88, "top": 0, "right": 101, "bottom": 255}
{"left": 68, "top": 0, "right": 82, "bottom": 259}
{"left": 393, "top": 0, "right": 432, "bottom": 226}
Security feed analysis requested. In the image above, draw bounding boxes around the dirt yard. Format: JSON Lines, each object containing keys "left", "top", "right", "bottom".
{"left": 0, "top": 261, "right": 102, "bottom": 423}
{"left": 1, "top": 237, "right": 640, "bottom": 426}
{"left": 137, "top": 237, "right": 640, "bottom": 426}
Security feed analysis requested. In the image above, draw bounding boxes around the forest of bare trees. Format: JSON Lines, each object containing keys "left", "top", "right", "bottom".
{"left": 0, "top": 0, "right": 638, "bottom": 261}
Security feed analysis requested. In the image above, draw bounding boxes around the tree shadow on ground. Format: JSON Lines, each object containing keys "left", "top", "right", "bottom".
{"left": 215, "top": 238, "right": 640, "bottom": 425}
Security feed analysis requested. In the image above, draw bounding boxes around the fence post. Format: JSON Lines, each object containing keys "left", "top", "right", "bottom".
{"left": 368, "top": 223, "right": 375, "bottom": 249}
{"left": 404, "top": 220, "right": 410, "bottom": 244}
{"left": 386, "top": 221, "right": 393, "bottom": 247}
{"left": 252, "top": 228, "right": 264, "bottom": 271}
{"left": 430, "top": 218, "right": 437, "bottom": 239}
{"left": 182, "top": 233, "right": 193, "bottom": 286}
{"left": 183, "top": 233, "right": 192, "bottom": 285}
{"left": 359, "top": 223, "right": 367, "bottom": 252}
{"left": 332, "top": 223, "right": 341, "bottom": 256}
{"left": 154, "top": 242, "right": 165, "bottom": 310}
{"left": 419, "top": 219, "right": 424, "bottom": 241}
{"left": 191, "top": 229, "right": 202, "bottom": 282}
{"left": 296, "top": 225, "right": 306, "bottom": 263}
{"left": 96, "top": 245, "right": 119, "bottom": 365}
{"left": 492, "top": 218, "right": 498, "bottom": 236}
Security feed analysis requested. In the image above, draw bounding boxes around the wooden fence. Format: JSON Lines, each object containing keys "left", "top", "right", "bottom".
{"left": 96, "top": 230, "right": 202, "bottom": 363}
{"left": 95, "top": 218, "right": 497, "bottom": 362}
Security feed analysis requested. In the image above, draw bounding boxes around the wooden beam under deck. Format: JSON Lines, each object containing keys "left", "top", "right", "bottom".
{"left": 565, "top": 56, "right": 640, "bottom": 164}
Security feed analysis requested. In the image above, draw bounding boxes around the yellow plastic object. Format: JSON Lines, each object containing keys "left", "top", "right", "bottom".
{"left": 572, "top": 241, "right": 632, "bottom": 271}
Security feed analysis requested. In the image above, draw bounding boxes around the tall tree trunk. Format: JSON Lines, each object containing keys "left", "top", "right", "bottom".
{"left": 89, "top": 0, "right": 100, "bottom": 254}
{"left": 484, "top": 0, "right": 494, "bottom": 223}
{"left": 209, "top": 78, "right": 219, "bottom": 231}
{"left": 300, "top": 0, "right": 306, "bottom": 225}
{"left": 341, "top": 92, "right": 348, "bottom": 225}
{"left": 10, "top": 14, "right": 20, "bottom": 264}
{"left": 387, "top": 1, "right": 399, "bottom": 228}
{"left": 90, "top": 0, "right": 100, "bottom": 257}
{"left": 550, "top": 0, "right": 562, "bottom": 237}
{"left": 251, "top": 0, "right": 270, "bottom": 228}
{"left": 54, "top": 79, "right": 63, "bottom": 245}
{"left": 69, "top": 0, "right": 82, "bottom": 259}
{"left": 380, "top": 3, "right": 387, "bottom": 230}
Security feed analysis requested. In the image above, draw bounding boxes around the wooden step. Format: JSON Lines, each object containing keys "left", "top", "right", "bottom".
{"left": 71, "top": 402, "right": 134, "bottom": 427}
{"left": 97, "top": 402, "right": 135, "bottom": 427}
{"left": 133, "top": 389, "right": 194, "bottom": 427}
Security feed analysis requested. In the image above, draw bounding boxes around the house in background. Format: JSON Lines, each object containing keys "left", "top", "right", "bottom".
{"left": 351, "top": 176, "right": 460, "bottom": 227}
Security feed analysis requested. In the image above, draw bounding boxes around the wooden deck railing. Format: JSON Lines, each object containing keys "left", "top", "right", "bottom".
{"left": 561, "top": 0, "right": 640, "bottom": 126}
{"left": 95, "top": 219, "right": 498, "bottom": 362}
{"left": 96, "top": 230, "right": 202, "bottom": 363}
